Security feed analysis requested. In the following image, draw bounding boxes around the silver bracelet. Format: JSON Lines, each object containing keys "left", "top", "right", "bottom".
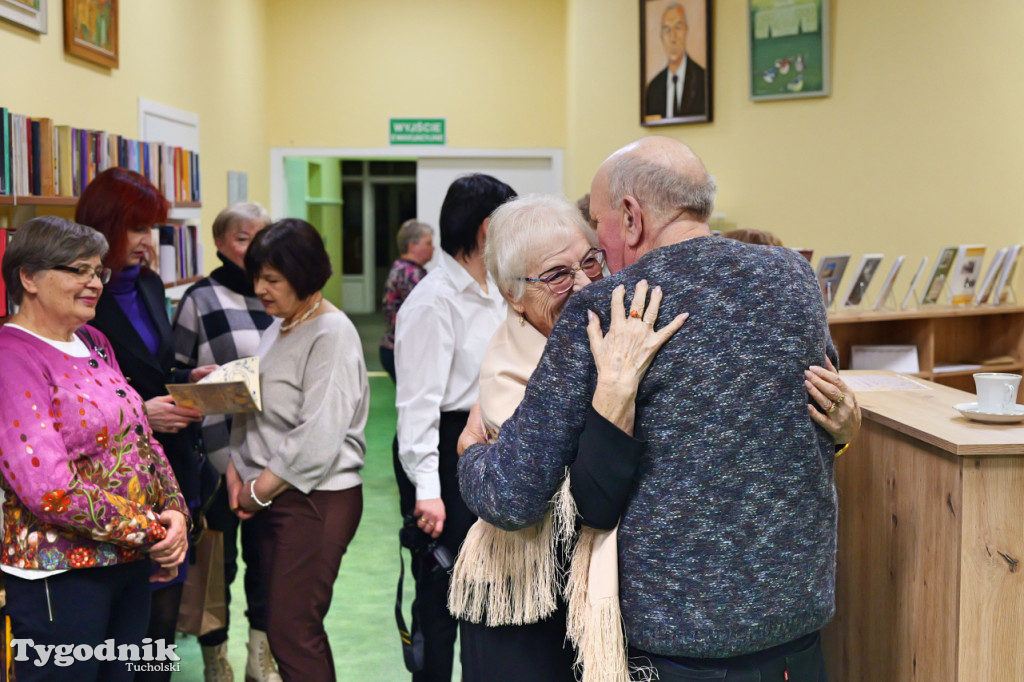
{"left": 249, "top": 480, "right": 273, "bottom": 508}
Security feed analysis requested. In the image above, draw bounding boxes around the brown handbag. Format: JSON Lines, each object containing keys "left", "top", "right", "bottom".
{"left": 175, "top": 529, "right": 227, "bottom": 636}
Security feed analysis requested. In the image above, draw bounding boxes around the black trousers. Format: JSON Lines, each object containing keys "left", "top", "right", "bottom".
{"left": 632, "top": 631, "right": 828, "bottom": 682}
{"left": 198, "top": 475, "right": 269, "bottom": 647}
{"left": 4, "top": 561, "right": 152, "bottom": 682}
{"left": 393, "top": 411, "right": 477, "bottom": 682}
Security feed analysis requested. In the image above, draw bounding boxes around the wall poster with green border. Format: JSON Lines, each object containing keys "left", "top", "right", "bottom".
{"left": 749, "top": 0, "right": 830, "bottom": 101}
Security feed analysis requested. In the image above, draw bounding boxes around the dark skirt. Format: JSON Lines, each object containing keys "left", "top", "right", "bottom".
{"left": 460, "top": 601, "right": 576, "bottom": 682}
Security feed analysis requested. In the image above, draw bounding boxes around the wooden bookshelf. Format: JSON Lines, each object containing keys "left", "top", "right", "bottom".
{"left": 165, "top": 275, "right": 202, "bottom": 290}
{"left": 0, "top": 195, "right": 200, "bottom": 209}
{"left": 828, "top": 304, "right": 1024, "bottom": 392}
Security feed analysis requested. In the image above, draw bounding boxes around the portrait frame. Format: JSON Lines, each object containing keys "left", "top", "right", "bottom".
{"left": 0, "top": 0, "right": 47, "bottom": 33}
{"left": 640, "top": 0, "right": 713, "bottom": 126}
{"left": 749, "top": 0, "right": 830, "bottom": 101}
{"left": 63, "top": 0, "right": 118, "bottom": 69}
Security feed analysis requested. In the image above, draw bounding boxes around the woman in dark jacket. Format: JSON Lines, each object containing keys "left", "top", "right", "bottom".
{"left": 76, "top": 168, "right": 217, "bottom": 682}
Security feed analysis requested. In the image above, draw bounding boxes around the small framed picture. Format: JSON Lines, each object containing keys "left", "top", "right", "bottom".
{"left": 749, "top": 0, "right": 830, "bottom": 101}
{"left": 640, "top": 0, "right": 713, "bottom": 126}
{"left": 0, "top": 0, "right": 47, "bottom": 33}
{"left": 63, "top": 0, "right": 118, "bottom": 69}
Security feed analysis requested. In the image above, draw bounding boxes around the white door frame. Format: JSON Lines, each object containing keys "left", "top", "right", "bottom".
{"left": 270, "top": 146, "right": 564, "bottom": 220}
{"left": 269, "top": 147, "right": 563, "bottom": 312}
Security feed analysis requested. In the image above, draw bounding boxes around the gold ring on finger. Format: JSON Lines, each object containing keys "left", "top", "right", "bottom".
{"left": 828, "top": 401, "right": 839, "bottom": 414}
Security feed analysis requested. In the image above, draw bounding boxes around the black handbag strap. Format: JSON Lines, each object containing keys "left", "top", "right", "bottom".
{"left": 396, "top": 543, "right": 425, "bottom": 672}
{"left": 76, "top": 327, "right": 109, "bottom": 364}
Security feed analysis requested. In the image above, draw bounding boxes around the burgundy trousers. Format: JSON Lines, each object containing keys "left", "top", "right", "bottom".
{"left": 258, "top": 486, "right": 363, "bottom": 682}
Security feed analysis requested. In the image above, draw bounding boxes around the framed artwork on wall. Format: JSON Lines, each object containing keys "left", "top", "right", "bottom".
{"left": 640, "top": 0, "right": 713, "bottom": 126}
{"left": 749, "top": 0, "right": 830, "bottom": 100}
{"left": 0, "top": 0, "right": 47, "bottom": 33}
{"left": 63, "top": 0, "right": 118, "bottom": 68}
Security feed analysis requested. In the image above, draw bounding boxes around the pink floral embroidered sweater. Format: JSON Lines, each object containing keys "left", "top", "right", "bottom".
{"left": 0, "top": 324, "right": 188, "bottom": 571}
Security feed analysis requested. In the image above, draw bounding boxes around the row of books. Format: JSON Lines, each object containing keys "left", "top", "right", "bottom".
{"left": 0, "top": 229, "right": 9, "bottom": 316}
{"left": 153, "top": 223, "right": 203, "bottom": 285}
{"left": 0, "top": 107, "right": 201, "bottom": 204}
{"left": 808, "top": 244, "right": 1021, "bottom": 310}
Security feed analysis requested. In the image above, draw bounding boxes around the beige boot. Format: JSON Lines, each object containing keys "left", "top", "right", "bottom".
{"left": 245, "top": 628, "right": 283, "bottom": 682}
{"left": 201, "top": 642, "right": 235, "bottom": 682}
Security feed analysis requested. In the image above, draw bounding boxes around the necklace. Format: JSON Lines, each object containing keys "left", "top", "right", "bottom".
{"left": 280, "top": 297, "right": 322, "bottom": 332}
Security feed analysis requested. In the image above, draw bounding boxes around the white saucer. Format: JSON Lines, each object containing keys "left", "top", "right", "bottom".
{"left": 954, "top": 402, "right": 1024, "bottom": 424}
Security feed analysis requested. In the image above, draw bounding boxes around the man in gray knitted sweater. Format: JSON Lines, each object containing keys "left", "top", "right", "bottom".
{"left": 458, "top": 137, "right": 838, "bottom": 679}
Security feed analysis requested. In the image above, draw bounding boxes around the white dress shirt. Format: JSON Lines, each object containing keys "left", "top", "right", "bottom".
{"left": 394, "top": 251, "right": 507, "bottom": 500}
{"left": 665, "top": 54, "right": 689, "bottom": 118}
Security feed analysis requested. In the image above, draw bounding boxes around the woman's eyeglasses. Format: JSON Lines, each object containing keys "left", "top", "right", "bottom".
{"left": 51, "top": 264, "right": 113, "bottom": 284}
{"left": 521, "top": 248, "right": 605, "bottom": 295}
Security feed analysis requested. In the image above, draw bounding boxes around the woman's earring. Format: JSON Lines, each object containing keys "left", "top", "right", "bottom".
{"left": 519, "top": 311, "right": 527, "bottom": 326}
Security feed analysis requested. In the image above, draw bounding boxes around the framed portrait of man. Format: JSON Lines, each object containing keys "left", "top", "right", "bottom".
{"left": 640, "top": 0, "right": 713, "bottom": 126}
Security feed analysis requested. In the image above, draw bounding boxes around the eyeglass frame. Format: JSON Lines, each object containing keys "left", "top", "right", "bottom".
{"left": 50, "top": 263, "right": 113, "bottom": 284}
{"left": 519, "top": 248, "right": 606, "bottom": 295}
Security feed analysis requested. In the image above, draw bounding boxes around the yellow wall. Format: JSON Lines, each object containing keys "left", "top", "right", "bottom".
{"left": 4, "top": 1, "right": 1022, "bottom": 297}
{"left": 568, "top": 0, "right": 1024, "bottom": 297}
{"left": 263, "top": 0, "right": 567, "bottom": 149}
{"left": 0, "top": 0, "right": 269, "bottom": 269}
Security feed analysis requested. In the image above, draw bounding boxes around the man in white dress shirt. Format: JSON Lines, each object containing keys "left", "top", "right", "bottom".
{"left": 393, "top": 173, "right": 516, "bottom": 681}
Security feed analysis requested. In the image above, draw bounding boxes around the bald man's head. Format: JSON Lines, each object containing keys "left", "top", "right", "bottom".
{"left": 600, "top": 136, "right": 716, "bottom": 224}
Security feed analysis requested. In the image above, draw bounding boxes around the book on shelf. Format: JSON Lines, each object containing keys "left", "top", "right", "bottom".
{"left": 973, "top": 248, "right": 1007, "bottom": 305}
{"left": 0, "top": 107, "right": 9, "bottom": 196}
{"left": 947, "top": 244, "right": 986, "bottom": 305}
{"left": 37, "top": 118, "right": 55, "bottom": 196}
{"left": 0, "top": 228, "right": 7, "bottom": 316}
{"left": 815, "top": 254, "right": 850, "bottom": 306}
{"left": 873, "top": 255, "right": 905, "bottom": 310}
{"left": 166, "top": 357, "right": 261, "bottom": 415}
{"left": 842, "top": 254, "right": 884, "bottom": 307}
{"left": 993, "top": 244, "right": 1021, "bottom": 304}
{"left": 921, "top": 246, "right": 957, "bottom": 305}
{"left": 901, "top": 256, "right": 928, "bottom": 309}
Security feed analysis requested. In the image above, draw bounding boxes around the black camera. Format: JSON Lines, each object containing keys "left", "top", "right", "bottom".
{"left": 399, "top": 513, "right": 454, "bottom": 575}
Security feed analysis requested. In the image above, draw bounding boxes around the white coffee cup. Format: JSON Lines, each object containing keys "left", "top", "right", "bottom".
{"left": 973, "top": 373, "right": 1022, "bottom": 413}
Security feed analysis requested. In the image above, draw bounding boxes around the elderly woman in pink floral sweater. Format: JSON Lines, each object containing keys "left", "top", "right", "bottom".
{"left": 0, "top": 216, "right": 189, "bottom": 682}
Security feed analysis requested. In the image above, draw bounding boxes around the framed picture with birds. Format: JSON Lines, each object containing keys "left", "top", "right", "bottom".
{"left": 749, "top": 0, "right": 830, "bottom": 100}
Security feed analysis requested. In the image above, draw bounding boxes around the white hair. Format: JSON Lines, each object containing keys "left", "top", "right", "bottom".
{"left": 485, "top": 194, "right": 598, "bottom": 303}
{"left": 607, "top": 153, "right": 717, "bottom": 223}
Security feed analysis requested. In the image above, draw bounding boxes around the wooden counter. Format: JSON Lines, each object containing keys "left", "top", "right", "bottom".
{"left": 822, "top": 372, "right": 1024, "bottom": 681}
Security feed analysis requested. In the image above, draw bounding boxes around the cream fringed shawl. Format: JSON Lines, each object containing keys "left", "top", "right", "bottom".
{"left": 448, "top": 308, "right": 631, "bottom": 681}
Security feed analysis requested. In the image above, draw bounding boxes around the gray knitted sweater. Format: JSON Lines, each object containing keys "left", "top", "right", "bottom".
{"left": 458, "top": 236, "right": 838, "bottom": 658}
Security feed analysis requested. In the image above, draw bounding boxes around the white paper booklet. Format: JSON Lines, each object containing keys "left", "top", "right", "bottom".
{"left": 166, "top": 357, "right": 261, "bottom": 414}
{"left": 873, "top": 256, "right": 905, "bottom": 310}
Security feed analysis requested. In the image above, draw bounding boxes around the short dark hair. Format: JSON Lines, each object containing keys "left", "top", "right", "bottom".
{"left": 244, "top": 218, "right": 332, "bottom": 299}
{"left": 439, "top": 174, "right": 517, "bottom": 258}
{"left": 2, "top": 216, "right": 109, "bottom": 305}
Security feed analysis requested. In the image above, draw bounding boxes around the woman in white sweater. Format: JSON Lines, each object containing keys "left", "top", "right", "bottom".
{"left": 228, "top": 218, "right": 369, "bottom": 682}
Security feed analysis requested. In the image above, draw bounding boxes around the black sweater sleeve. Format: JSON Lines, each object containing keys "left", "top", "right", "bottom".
{"left": 569, "top": 406, "right": 647, "bottom": 530}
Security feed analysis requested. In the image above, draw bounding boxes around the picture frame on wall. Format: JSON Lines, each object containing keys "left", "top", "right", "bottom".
{"left": 0, "top": 0, "right": 47, "bottom": 33}
{"left": 63, "top": 0, "right": 118, "bottom": 69}
{"left": 640, "top": 0, "right": 713, "bottom": 126}
{"left": 749, "top": 0, "right": 830, "bottom": 101}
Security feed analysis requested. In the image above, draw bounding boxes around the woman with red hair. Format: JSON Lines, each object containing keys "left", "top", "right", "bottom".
{"left": 76, "top": 168, "right": 218, "bottom": 682}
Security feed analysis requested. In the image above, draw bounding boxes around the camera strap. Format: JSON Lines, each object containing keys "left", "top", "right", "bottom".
{"left": 395, "top": 543, "right": 425, "bottom": 672}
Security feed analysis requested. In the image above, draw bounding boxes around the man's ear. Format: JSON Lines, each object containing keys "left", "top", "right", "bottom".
{"left": 478, "top": 217, "right": 490, "bottom": 246}
{"left": 621, "top": 195, "right": 644, "bottom": 249}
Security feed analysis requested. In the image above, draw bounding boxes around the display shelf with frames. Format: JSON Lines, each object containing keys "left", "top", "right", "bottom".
{"left": 828, "top": 305, "right": 1024, "bottom": 392}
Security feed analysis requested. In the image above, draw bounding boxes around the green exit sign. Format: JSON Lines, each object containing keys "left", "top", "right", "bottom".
{"left": 389, "top": 118, "right": 446, "bottom": 145}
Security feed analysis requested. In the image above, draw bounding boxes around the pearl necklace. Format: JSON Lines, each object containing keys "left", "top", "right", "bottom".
{"left": 280, "top": 298, "right": 322, "bottom": 332}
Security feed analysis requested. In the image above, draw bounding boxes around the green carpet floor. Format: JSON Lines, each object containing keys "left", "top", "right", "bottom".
{"left": 172, "top": 313, "right": 459, "bottom": 680}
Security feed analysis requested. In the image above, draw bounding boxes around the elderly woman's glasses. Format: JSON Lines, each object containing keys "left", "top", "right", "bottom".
{"left": 521, "top": 248, "right": 605, "bottom": 295}
{"left": 51, "top": 264, "right": 113, "bottom": 284}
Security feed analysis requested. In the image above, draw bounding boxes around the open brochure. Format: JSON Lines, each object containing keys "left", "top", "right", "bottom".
{"left": 166, "top": 357, "right": 261, "bottom": 415}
